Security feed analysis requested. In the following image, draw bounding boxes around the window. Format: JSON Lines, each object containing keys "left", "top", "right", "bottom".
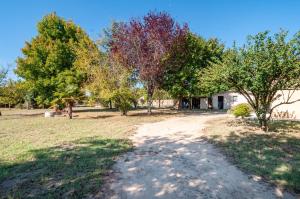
{"left": 232, "top": 96, "right": 238, "bottom": 103}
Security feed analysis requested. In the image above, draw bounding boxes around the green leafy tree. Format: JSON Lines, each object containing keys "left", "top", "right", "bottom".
{"left": 52, "top": 70, "right": 85, "bottom": 119}
{"left": 0, "top": 80, "right": 26, "bottom": 108}
{"left": 87, "top": 55, "right": 136, "bottom": 115}
{"left": 163, "top": 33, "right": 224, "bottom": 108}
{"left": 15, "top": 13, "right": 98, "bottom": 116}
{"left": 202, "top": 31, "right": 300, "bottom": 130}
{"left": 112, "top": 87, "right": 134, "bottom": 115}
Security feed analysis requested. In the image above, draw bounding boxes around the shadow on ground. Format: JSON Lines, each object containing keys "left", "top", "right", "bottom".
{"left": 204, "top": 120, "right": 300, "bottom": 194}
{"left": 106, "top": 133, "right": 296, "bottom": 198}
{"left": 0, "top": 137, "right": 132, "bottom": 198}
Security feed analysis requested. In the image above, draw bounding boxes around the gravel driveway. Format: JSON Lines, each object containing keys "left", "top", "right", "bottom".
{"left": 107, "top": 113, "right": 294, "bottom": 199}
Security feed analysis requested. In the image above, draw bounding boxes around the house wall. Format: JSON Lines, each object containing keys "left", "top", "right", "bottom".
{"left": 212, "top": 91, "right": 248, "bottom": 110}
{"left": 152, "top": 99, "right": 176, "bottom": 108}
{"left": 272, "top": 90, "right": 300, "bottom": 119}
{"left": 200, "top": 98, "right": 208, "bottom": 109}
{"left": 212, "top": 90, "right": 300, "bottom": 119}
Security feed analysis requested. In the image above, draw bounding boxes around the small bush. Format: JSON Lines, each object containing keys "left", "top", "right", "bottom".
{"left": 112, "top": 88, "right": 134, "bottom": 115}
{"left": 231, "top": 103, "right": 252, "bottom": 118}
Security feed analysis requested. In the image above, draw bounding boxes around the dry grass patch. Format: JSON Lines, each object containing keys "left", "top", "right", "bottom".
{"left": 0, "top": 107, "right": 178, "bottom": 198}
{"left": 203, "top": 116, "right": 300, "bottom": 194}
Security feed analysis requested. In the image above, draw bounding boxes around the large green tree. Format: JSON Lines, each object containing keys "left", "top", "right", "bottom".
{"left": 16, "top": 13, "right": 98, "bottom": 118}
{"left": 162, "top": 33, "right": 224, "bottom": 108}
{"left": 202, "top": 31, "right": 300, "bottom": 130}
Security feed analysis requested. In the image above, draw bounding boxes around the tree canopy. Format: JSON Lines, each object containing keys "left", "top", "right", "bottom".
{"left": 87, "top": 54, "right": 136, "bottom": 115}
{"left": 0, "top": 79, "right": 26, "bottom": 108}
{"left": 163, "top": 33, "right": 224, "bottom": 100}
{"left": 15, "top": 13, "right": 99, "bottom": 112}
{"left": 109, "top": 11, "right": 188, "bottom": 113}
{"left": 201, "top": 30, "right": 300, "bottom": 130}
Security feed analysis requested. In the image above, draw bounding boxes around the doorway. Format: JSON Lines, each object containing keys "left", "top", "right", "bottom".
{"left": 192, "top": 98, "right": 200, "bottom": 109}
{"left": 218, "top": 96, "right": 224, "bottom": 109}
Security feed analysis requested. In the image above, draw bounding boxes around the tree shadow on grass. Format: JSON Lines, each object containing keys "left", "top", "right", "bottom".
{"left": 127, "top": 111, "right": 179, "bottom": 117}
{"left": 205, "top": 131, "right": 300, "bottom": 194}
{"left": 78, "top": 115, "right": 115, "bottom": 120}
{"left": 127, "top": 110, "right": 227, "bottom": 117}
{"left": 73, "top": 108, "right": 119, "bottom": 113}
{"left": 232, "top": 119, "right": 300, "bottom": 133}
{"left": 0, "top": 137, "right": 132, "bottom": 198}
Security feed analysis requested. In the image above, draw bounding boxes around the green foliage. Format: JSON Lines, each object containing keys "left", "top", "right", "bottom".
{"left": 15, "top": 13, "right": 99, "bottom": 107}
{"left": 163, "top": 33, "right": 224, "bottom": 98}
{"left": 0, "top": 66, "right": 7, "bottom": 86}
{"left": 231, "top": 103, "right": 252, "bottom": 118}
{"left": 0, "top": 80, "right": 27, "bottom": 107}
{"left": 52, "top": 70, "right": 84, "bottom": 108}
{"left": 87, "top": 55, "right": 137, "bottom": 114}
{"left": 112, "top": 88, "right": 134, "bottom": 115}
{"left": 202, "top": 30, "right": 300, "bottom": 130}
{"left": 152, "top": 89, "right": 171, "bottom": 100}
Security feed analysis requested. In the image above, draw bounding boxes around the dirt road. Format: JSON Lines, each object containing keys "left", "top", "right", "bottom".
{"left": 108, "top": 114, "right": 294, "bottom": 199}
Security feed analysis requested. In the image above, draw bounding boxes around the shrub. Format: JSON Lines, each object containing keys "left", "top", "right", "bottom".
{"left": 112, "top": 88, "right": 134, "bottom": 115}
{"left": 231, "top": 103, "right": 252, "bottom": 118}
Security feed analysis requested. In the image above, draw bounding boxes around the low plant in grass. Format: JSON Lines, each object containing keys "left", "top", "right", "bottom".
{"left": 231, "top": 103, "right": 252, "bottom": 118}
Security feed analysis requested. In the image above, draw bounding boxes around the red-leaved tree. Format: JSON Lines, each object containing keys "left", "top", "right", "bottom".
{"left": 110, "top": 11, "right": 188, "bottom": 113}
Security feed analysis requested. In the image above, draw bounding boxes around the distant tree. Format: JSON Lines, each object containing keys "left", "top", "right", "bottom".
{"left": 0, "top": 66, "right": 7, "bottom": 116}
{"left": 0, "top": 67, "right": 7, "bottom": 85}
{"left": 202, "top": 31, "right": 300, "bottom": 131}
{"left": 15, "top": 13, "right": 99, "bottom": 118}
{"left": 110, "top": 11, "right": 188, "bottom": 114}
{"left": 152, "top": 89, "right": 171, "bottom": 108}
{"left": 87, "top": 55, "right": 135, "bottom": 115}
{"left": 163, "top": 33, "right": 224, "bottom": 108}
{"left": 0, "top": 79, "right": 26, "bottom": 108}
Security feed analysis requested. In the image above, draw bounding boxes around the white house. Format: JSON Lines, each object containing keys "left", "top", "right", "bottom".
{"left": 152, "top": 90, "right": 300, "bottom": 119}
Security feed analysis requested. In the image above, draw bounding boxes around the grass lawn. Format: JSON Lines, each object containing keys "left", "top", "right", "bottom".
{"left": 0, "top": 107, "right": 177, "bottom": 198}
{"left": 203, "top": 117, "right": 300, "bottom": 194}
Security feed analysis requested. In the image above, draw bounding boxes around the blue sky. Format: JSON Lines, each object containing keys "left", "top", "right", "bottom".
{"left": 1, "top": 0, "right": 300, "bottom": 78}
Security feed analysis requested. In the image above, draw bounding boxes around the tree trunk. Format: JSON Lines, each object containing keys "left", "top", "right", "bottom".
{"left": 147, "top": 83, "right": 154, "bottom": 115}
{"left": 68, "top": 102, "right": 73, "bottom": 119}
{"left": 9, "top": 103, "right": 11, "bottom": 110}
{"left": 133, "top": 101, "right": 137, "bottom": 109}
{"left": 147, "top": 94, "right": 152, "bottom": 114}
{"left": 261, "top": 119, "right": 268, "bottom": 132}
{"left": 257, "top": 111, "right": 269, "bottom": 132}
{"left": 158, "top": 99, "right": 161, "bottom": 108}
{"left": 189, "top": 97, "right": 192, "bottom": 110}
{"left": 0, "top": 111, "right": 2, "bottom": 116}
{"left": 109, "top": 100, "right": 112, "bottom": 109}
{"left": 178, "top": 97, "right": 182, "bottom": 110}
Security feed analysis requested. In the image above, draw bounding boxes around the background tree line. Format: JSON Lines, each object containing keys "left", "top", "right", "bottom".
{"left": 1, "top": 12, "right": 299, "bottom": 130}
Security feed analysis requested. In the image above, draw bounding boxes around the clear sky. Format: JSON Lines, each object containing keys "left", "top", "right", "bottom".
{"left": 1, "top": 0, "right": 300, "bottom": 78}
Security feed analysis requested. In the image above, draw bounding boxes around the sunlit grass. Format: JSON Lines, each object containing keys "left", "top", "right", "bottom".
{"left": 0, "top": 107, "right": 176, "bottom": 198}
{"left": 203, "top": 117, "right": 300, "bottom": 193}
